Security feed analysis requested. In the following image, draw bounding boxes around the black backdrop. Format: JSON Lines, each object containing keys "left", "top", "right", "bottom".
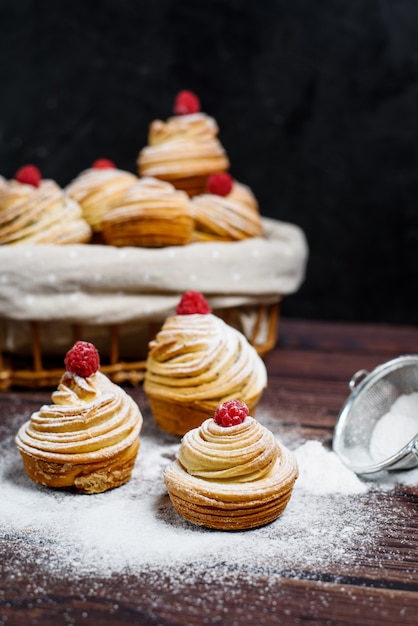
{"left": 1, "top": 0, "right": 417, "bottom": 325}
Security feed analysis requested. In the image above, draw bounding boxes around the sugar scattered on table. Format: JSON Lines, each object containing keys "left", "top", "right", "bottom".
{"left": 294, "top": 440, "right": 369, "bottom": 494}
{"left": 1, "top": 408, "right": 416, "bottom": 593}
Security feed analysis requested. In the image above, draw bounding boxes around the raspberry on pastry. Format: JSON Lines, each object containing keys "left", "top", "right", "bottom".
{"left": 191, "top": 177, "right": 264, "bottom": 243}
{"left": 175, "top": 290, "right": 212, "bottom": 315}
{"left": 0, "top": 167, "right": 92, "bottom": 245}
{"left": 144, "top": 292, "right": 267, "bottom": 436}
{"left": 91, "top": 158, "right": 116, "bottom": 169}
{"left": 206, "top": 172, "right": 233, "bottom": 197}
{"left": 164, "top": 400, "right": 298, "bottom": 530}
{"left": 137, "top": 91, "right": 230, "bottom": 197}
{"left": 14, "top": 164, "right": 42, "bottom": 187}
{"left": 15, "top": 341, "right": 143, "bottom": 494}
{"left": 66, "top": 159, "right": 137, "bottom": 233}
{"left": 174, "top": 90, "right": 201, "bottom": 115}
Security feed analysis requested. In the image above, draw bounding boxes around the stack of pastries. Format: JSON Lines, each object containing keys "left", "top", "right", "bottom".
{"left": 15, "top": 341, "right": 143, "bottom": 494}
{"left": 0, "top": 165, "right": 92, "bottom": 245}
{"left": 3, "top": 92, "right": 265, "bottom": 248}
{"left": 164, "top": 399, "right": 298, "bottom": 530}
{"left": 144, "top": 291, "right": 267, "bottom": 436}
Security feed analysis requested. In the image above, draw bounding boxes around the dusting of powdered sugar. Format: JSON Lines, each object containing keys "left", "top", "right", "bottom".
{"left": 1, "top": 405, "right": 416, "bottom": 588}
{"left": 294, "top": 440, "right": 369, "bottom": 494}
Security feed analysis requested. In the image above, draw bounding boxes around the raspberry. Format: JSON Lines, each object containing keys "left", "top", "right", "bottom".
{"left": 206, "top": 172, "right": 233, "bottom": 197}
{"left": 173, "top": 90, "right": 201, "bottom": 115}
{"left": 176, "top": 291, "right": 211, "bottom": 315}
{"left": 14, "top": 164, "right": 42, "bottom": 188}
{"left": 214, "top": 400, "right": 249, "bottom": 427}
{"left": 64, "top": 341, "right": 100, "bottom": 378}
{"left": 91, "top": 158, "right": 116, "bottom": 169}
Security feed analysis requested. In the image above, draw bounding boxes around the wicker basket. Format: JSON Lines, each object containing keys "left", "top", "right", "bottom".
{"left": 0, "top": 302, "right": 280, "bottom": 390}
{"left": 0, "top": 216, "right": 307, "bottom": 391}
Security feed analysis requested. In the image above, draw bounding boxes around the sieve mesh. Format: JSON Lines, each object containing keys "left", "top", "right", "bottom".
{"left": 333, "top": 356, "right": 418, "bottom": 473}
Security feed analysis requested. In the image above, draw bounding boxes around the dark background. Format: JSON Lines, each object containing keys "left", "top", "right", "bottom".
{"left": 1, "top": 0, "right": 417, "bottom": 326}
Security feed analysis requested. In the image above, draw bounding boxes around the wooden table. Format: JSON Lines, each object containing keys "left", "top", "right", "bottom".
{"left": 1, "top": 318, "right": 418, "bottom": 626}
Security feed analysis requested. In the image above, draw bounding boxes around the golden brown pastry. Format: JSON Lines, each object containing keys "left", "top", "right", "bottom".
{"left": 15, "top": 341, "right": 143, "bottom": 494}
{"left": 144, "top": 291, "right": 267, "bottom": 436}
{"left": 0, "top": 165, "right": 92, "bottom": 245}
{"left": 101, "top": 176, "right": 194, "bottom": 247}
{"left": 191, "top": 173, "right": 264, "bottom": 242}
{"left": 137, "top": 90, "right": 229, "bottom": 197}
{"left": 227, "top": 180, "right": 259, "bottom": 213}
{"left": 164, "top": 400, "right": 298, "bottom": 530}
{"left": 66, "top": 159, "right": 137, "bottom": 233}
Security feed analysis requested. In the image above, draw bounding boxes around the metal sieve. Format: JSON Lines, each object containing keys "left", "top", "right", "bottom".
{"left": 333, "top": 355, "right": 418, "bottom": 474}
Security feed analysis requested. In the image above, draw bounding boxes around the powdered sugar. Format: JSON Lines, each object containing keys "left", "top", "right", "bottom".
{"left": 294, "top": 440, "right": 369, "bottom": 494}
{"left": 369, "top": 392, "right": 418, "bottom": 462}
{"left": 1, "top": 406, "right": 417, "bottom": 587}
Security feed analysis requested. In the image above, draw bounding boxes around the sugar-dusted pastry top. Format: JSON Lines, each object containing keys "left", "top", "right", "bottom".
{"left": 178, "top": 416, "right": 279, "bottom": 482}
{"left": 137, "top": 112, "right": 229, "bottom": 179}
{"left": 227, "top": 181, "right": 259, "bottom": 213}
{"left": 15, "top": 370, "right": 143, "bottom": 465}
{"left": 191, "top": 181, "right": 264, "bottom": 242}
{"left": 0, "top": 179, "right": 92, "bottom": 245}
{"left": 102, "top": 176, "right": 191, "bottom": 213}
{"left": 66, "top": 167, "right": 137, "bottom": 231}
{"left": 144, "top": 313, "right": 267, "bottom": 406}
{"left": 163, "top": 406, "right": 299, "bottom": 530}
{"left": 101, "top": 177, "right": 193, "bottom": 247}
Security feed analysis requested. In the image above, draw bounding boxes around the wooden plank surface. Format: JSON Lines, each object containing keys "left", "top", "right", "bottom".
{"left": 1, "top": 318, "right": 418, "bottom": 626}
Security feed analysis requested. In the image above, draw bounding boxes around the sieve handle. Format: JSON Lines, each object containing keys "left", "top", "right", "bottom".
{"left": 349, "top": 369, "right": 369, "bottom": 390}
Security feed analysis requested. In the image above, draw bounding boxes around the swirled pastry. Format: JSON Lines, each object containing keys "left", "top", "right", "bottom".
{"left": 0, "top": 178, "right": 92, "bottom": 245}
{"left": 101, "top": 177, "right": 194, "bottom": 247}
{"left": 15, "top": 341, "right": 143, "bottom": 493}
{"left": 164, "top": 401, "right": 298, "bottom": 530}
{"left": 227, "top": 180, "right": 259, "bottom": 213}
{"left": 191, "top": 179, "right": 264, "bottom": 242}
{"left": 144, "top": 292, "right": 267, "bottom": 436}
{"left": 137, "top": 95, "right": 229, "bottom": 197}
{"left": 66, "top": 160, "right": 137, "bottom": 233}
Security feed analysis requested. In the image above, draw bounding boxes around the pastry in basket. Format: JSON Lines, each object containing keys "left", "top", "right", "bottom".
{"left": 137, "top": 90, "right": 230, "bottom": 197}
{"left": 164, "top": 399, "right": 298, "bottom": 530}
{"left": 101, "top": 176, "right": 194, "bottom": 247}
{"left": 15, "top": 341, "right": 143, "bottom": 494}
{"left": 191, "top": 173, "right": 264, "bottom": 242}
{"left": 144, "top": 291, "right": 267, "bottom": 436}
{"left": 227, "top": 177, "right": 259, "bottom": 213}
{"left": 0, "top": 175, "right": 6, "bottom": 193}
{"left": 0, "top": 165, "right": 92, "bottom": 245}
{"left": 66, "top": 158, "right": 137, "bottom": 234}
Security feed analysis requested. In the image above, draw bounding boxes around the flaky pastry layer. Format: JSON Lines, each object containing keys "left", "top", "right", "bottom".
{"left": 137, "top": 113, "right": 229, "bottom": 195}
{"left": 15, "top": 371, "right": 143, "bottom": 493}
{"left": 164, "top": 417, "right": 298, "bottom": 530}
{"left": 101, "top": 177, "right": 194, "bottom": 247}
{"left": 66, "top": 167, "right": 137, "bottom": 231}
{"left": 0, "top": 180, "right": 92, "bottom": 245}
{"left": 191, "top": 182, "right": 264, "bottom": 242}
{"left": 144, "top": 313, "right": 267, "bottom": 435}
